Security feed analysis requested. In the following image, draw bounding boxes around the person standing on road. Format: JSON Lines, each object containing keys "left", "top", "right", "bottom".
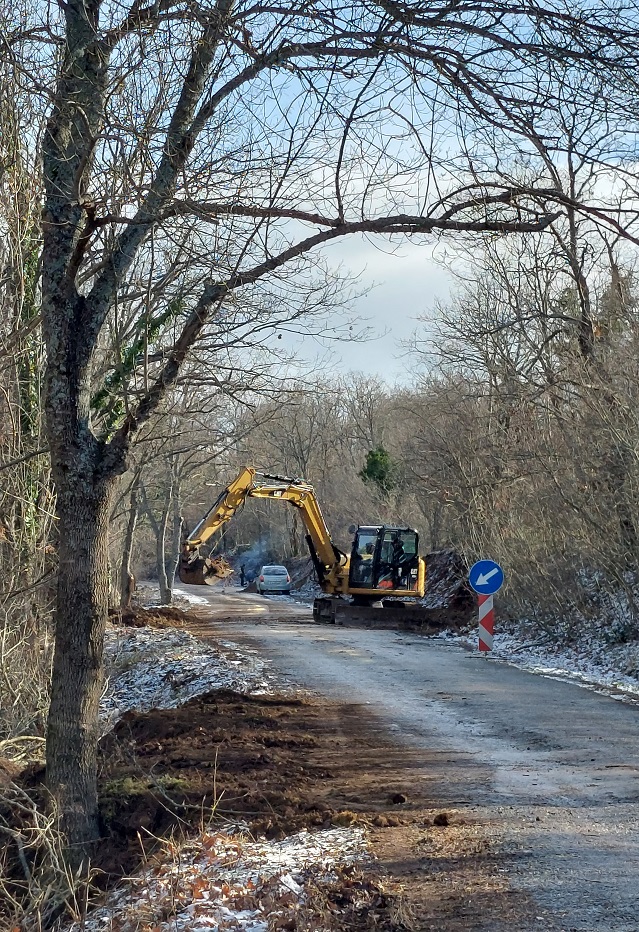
{"left": 240, "top": 565, "right": 246, "bottom": 587}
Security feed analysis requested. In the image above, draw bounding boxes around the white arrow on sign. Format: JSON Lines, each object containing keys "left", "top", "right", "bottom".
{"left": 476, "top": 567, "right": 500, "bottom": 586}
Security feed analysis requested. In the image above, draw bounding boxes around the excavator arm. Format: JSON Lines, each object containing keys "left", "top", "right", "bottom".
{"left": 180, "top": 467, "right": 348, "bottom": 588}
{"left": 183, "top": 467, "right": 257, "bottom": 551}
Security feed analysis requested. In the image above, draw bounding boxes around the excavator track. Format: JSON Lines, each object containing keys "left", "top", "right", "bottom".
{"left": 313, "top": 597, "right": 452, "bottom": 633}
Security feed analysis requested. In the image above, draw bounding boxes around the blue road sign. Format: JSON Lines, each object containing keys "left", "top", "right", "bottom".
{"left": 469, "top": 559, "right": 504, "bottom": 595}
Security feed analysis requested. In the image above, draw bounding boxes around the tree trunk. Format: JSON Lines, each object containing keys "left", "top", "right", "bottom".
{"left": 166, "top": 481, "right": 183, "bottom": 599}
{"left": 139, "top": 481, "right": 171, "bottom": 603}
{"left": 156, "top": 501, "right": 172, "bottom": 604}
{"left": 45, "top": 475, "right": 116, "bottom": 866}
{"left": 120, "top": 474, "right": 141, "bottom": 609}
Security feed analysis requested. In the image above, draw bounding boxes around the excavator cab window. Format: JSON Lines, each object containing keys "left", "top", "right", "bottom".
{"left": 348, "top": 527, "right": 379, "bottom": 588}
{"left": 349, "top": 526, "right": 419, "bottom": 591}
{"left": 374, "top": 528, "right": 419, "bottom": 591}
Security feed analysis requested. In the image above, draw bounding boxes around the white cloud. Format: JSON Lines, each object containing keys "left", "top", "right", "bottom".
{"left": 315, "top": 235, "right": 454, "bottom": 381}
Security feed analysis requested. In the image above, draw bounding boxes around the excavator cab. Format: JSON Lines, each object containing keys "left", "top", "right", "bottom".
{"left": 348, "top": 525, "right": 420, "bottom": 593}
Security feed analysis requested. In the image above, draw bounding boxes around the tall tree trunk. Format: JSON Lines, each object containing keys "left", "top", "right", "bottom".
{"left": 45, "top": 475, "right": 116, "bottom": 865}
{"left": 156, "top": 501, "right": 172, "bottom": 604}
{"left": 139, "top": 481, "right": 172, "bottom": 603}
{"left": 120, "top": 473, "right": 141, "bottom": 609}
{"left": 166, "top": 480, "right": 183, "bottom": 599}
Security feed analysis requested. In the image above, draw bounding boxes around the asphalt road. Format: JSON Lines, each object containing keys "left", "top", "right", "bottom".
{"left": 183, "top": 586, "right": 639, "bottom": 932}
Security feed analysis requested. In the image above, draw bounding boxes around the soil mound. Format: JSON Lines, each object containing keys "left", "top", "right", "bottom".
{"left": 422, "top": 548, "right": 475, "bottom": 628}
{"left": 95, "top": 689, "right": 424, "bottom": 879}
{"left": 108, "top": 604, "right": 202, "bottom": 629}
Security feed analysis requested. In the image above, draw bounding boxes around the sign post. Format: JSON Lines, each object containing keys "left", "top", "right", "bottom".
{"left": 468, "top": 560, "right": 505, "bottom": 654}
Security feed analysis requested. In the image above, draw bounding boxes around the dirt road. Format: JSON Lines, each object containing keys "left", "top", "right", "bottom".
{"left": 182, "top": 585, "right": 639, "bottom": 932}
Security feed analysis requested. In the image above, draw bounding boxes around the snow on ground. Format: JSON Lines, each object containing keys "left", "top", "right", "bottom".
{"left": 66, "top": 826, "right": 368, "bottom": 932}
{"left": 492, "top": 630, "right": 639, "bottom": 701}
{"left": 171, "top": 584, "right": 213, "bottom": 606}
{"left": 440, "top": 626, "right": 639, "bottom": 702}
{"left": 101, "top": 625, "right": 277, "bottom": 733}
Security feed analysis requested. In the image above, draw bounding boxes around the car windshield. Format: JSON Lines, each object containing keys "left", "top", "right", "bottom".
{"left": 262, "top": 566, "right": 287, "bottom": 575}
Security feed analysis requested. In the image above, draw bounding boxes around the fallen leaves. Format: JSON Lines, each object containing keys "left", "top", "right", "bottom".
{"left": 64, "top": 826, "right": 368, "bottom": 932}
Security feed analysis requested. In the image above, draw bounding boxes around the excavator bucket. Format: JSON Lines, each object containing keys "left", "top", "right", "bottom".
{"left": 178, "top": 553, "right": 234, "bottom": 586}
{"left": 178, "top": 556, "right": 210, "bottom": 585}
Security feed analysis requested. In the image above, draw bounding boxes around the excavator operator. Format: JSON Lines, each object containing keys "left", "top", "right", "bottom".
{"left": 351, "top": 539, "right": 374, "bottom": 586}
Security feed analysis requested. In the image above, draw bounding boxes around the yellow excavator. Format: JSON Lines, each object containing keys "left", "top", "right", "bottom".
{"left": 179, "top": 466, "right": 429, "bottom": 624}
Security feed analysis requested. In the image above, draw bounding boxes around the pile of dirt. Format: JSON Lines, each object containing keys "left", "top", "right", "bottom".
{"left": 97, "top": 690, "right": 383, "bottom": 871}
{"left": 422, "top": 549, "right": 475, "bottom": 628}
{"left": 91, "top": 689, "right": 534, "bottom": 930}
{"left": 95, "top": 689, "right": 438, "bottom": 897}
{"left": 108, "top": 604, "right": 203, "bottom": 629}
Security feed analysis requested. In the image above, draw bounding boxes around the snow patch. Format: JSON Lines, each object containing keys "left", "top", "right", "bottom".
{"left": 101, "top": 626, "right": 277, "bottom": 732}
{"left": 172, "top": 585, "right": 214, "bottom": 606}
{"left": 457, "top": 626, "right": 639, "bottom": 701}
{"left": 65, "top": 827, "right": 367, "bottom": 932}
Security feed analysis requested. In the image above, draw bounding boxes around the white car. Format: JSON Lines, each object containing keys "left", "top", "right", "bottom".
{"left": 256, "top": 565, "right": 291, "bottom": 595}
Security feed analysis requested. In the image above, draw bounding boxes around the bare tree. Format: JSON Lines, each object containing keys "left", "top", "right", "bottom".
{"left": 3, "top": 0, "right": 633, "bottom": 859}
{"left": 407, "top": 216, "right": 639, "bottom": 635}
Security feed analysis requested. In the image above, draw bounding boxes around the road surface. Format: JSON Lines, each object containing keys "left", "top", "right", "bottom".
{"left": 182, "top": 585, "right": 639, "bottom": 932}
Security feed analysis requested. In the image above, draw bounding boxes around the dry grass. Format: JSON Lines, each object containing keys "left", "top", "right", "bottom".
{"left": 0, "top": 782, "right": 97, "bottom": 931}
{"left": 0, "top": 599, "right": 53, "bottom": 751}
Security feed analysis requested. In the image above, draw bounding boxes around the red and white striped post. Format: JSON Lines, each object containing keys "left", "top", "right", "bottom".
{"left": 477, "top": 594, "right": 494, "bottom": 652}
{"left": 469, "top": 560, "right": 504, "bottom": 656}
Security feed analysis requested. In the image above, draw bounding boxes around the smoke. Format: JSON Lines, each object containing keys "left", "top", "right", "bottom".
{"left": 235, "top": 538, "right": 273, "bottom": 579}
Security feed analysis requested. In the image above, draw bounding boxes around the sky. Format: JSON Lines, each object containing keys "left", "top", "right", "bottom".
{"left": 285, "top": 235, "right": 455, "bottom": 383}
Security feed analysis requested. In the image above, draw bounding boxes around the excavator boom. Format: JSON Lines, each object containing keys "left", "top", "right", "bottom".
{"left": 186, "top": 467, "right": 257, "bottom": 548}
{"left": 180, "top": 468, "right": 347, "bottom": 587}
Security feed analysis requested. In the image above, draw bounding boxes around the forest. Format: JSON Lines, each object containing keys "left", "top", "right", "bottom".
{"left": 2, "top": 0, "right": 639, "bottom": 912}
